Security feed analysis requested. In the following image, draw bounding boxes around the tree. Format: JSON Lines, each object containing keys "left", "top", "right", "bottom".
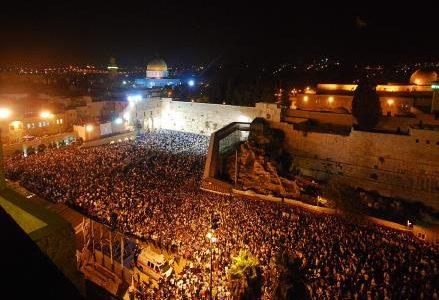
{"left": 280, "top": 88, "right": 290, "bottom": 109}
{"left": 228, "top": 249, "right": 262, "bottom": 299}
{"left": 37, "top": 144, "right": 46, "bottom": 153}
{"left": 27, "top": 146, "right": 35, "bottom": 155}
{"left": 268, "top": 251, "right": 309, "bottom": 300}
{"left": 76, "top": 137, "right": 84, "bottom": 146}
{"left": 352, "top": 80, "right": 382, "bottom": 130}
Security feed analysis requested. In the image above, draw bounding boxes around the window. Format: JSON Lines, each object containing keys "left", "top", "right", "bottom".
{"left": 60, "top": 119, "right": 63, "bottom": 124}
{"left": 38, "top": 122, "right": 42, "bottom": 127}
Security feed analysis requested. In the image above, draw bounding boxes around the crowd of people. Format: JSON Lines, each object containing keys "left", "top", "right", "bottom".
{"left": 5, "top": 129, "right": 438, "bottom": 299}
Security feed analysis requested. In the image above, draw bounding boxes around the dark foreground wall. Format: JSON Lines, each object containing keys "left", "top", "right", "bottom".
{"left": 0, "top": 188, "right": 85, "bottom": 295}
{"left": 0, "top": 206, "right": 83, "bottom": 299}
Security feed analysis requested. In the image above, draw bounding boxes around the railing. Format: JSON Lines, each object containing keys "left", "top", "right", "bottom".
{"left": 203, "top": 122, "right": 250, "bottom": 180}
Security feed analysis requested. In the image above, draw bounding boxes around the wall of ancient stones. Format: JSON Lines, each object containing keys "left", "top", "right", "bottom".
{"left": 272, "top": 122, "right": 439, "bottom": 210}
{"left": 132, "top": 98, "right": 280, "bottom": 135}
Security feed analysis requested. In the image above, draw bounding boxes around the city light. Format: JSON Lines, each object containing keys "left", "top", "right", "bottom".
{"left": 115, "top": 117, "right": 123, "bottom": 125}
{"left": 127, "top": 94, "right": 143, "bottom": 104}
{"left": 85, "top": 124, "right": 94, "bottom": 132}
{"left": 206, "top": 231, "right": 217, "bottom": 243}
{"left": 0, "top": 108, "right": 11, "bottom": 119}
{"left": 122, "top": 80, "right": 127, "bottom": 85}
{"left": 387, "top": 99, "right": 395, "bottom": 106}
{"left": 328, "top": 96, "right": 334, "bottom": 104}
{"left": 40, "top": 111, "right": 52, "bottom": 118}
{"left": 303, "top": 96, "right": 309, "bottom": 102}
{"left": 188, "top": 79, "right": 195, "bottom": 87}
{"left": 11, "top": 120, "right": 21, "bottom": 129}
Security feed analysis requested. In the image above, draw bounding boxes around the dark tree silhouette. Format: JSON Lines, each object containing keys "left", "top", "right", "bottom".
{"left": 280, "top": 88, "right": 290, "bottom": 108}
{"left": 352, "top": 80, "right": 382, "bottom": 130}
{"left": 269, "top": 251, "right": 309, "bottom": 300}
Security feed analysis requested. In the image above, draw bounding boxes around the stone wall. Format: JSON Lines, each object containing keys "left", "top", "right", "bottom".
{"left": 272, "top": 122, "right": 439, "bottom": 210}
{"left": 129, "top": 98, "right": 280, "bottom": 135}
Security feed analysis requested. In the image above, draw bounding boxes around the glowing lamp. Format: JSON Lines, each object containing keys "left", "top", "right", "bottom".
{"left": 40, "top": 111, "right": 52, "bottom": 118}
{"left": 328, "top": 97, "right": 334, "bottom": 104}
{"left": 115, "top": 117, "right": 123, "bottom": 125}
{"left": 123, "top": 112, "right": 130, "bottom": 121}
{"left": 11, "top": 120, "right": 21, "bottom": 129}
{"left": 303, "top": 96, "right": 309, "bottom": 102}
{"left": 0, "top": 108, "right": 11, "bottom": 119}
{"left": 127, "top": 95, "right": 142, "bottom": 104}
{"left": 387, "top": 99, "right": 394, "bottom": 106}
{"left": 85, "top": 124, "right": 94, "bottom": 132}
{"left": 188, "top": 79, "right": 195, "bottom": 87}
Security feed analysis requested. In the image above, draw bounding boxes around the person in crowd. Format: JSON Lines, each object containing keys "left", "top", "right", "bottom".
{"left": 5, "top": 129, "right": 438, "bottom": 299}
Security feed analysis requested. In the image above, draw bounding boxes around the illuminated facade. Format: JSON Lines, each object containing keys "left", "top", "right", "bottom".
{"left": 293, "top": 69, "right": 438, "bottom": 115}
{"left": 135, "top": 58, "right": 181, "bottom": 88}
{"left": 1, "top": 112, "right": 67, "bottom": 144}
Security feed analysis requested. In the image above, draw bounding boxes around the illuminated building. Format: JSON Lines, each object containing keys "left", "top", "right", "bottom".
{"left": 294, "top": 69, "right": 439, "bottom": 115}
{"left": 134, "top": 58, "right": 181, "bottom": 88}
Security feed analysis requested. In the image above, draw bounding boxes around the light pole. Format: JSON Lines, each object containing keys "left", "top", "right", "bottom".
{"left": 206, "top": 230, "right": 217, "bottom": 299}
{"left": 207, "top": 212, "right": 220, "bottom": 299}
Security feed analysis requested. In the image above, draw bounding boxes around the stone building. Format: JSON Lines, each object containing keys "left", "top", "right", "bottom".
{"left": 134, "top": 58, "right": 181, "bottom": 88}
{"left": 293, "top": 69, "right": 438, "bottom": 115}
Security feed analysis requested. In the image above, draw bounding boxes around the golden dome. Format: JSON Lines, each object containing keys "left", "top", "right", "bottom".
{"left": 147, "top": 58, "right": 168, "bottom": 72}
{"left": 410, "top": 69, "right": 438, "bottom": 86}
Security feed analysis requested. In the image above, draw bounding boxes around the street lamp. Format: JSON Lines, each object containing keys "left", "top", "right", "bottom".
{"left": 206, "top": 230, "right": 217, "bottom": 299}
{"left": 40, "top": 111, "right": 53, "bottom": 119}
{"left": 0, "top": 108, "right": 11, "bottom": 119}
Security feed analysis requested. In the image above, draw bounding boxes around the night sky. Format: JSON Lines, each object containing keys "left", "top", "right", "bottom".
{"left": 0, "top": 1, "right": 437, "bottom": 67}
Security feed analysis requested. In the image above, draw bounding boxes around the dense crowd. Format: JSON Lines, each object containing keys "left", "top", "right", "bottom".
{"left": 5, "top": 129, "right": 438, "bottom": 299}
